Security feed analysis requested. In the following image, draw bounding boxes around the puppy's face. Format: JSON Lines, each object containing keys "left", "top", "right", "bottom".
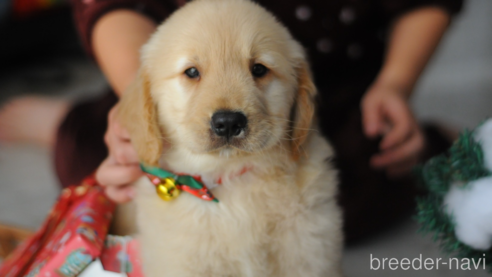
{"left": 120, "top": 0, "right": 316, "bottom": 165}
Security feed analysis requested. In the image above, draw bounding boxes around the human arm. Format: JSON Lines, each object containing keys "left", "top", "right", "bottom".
{"left": 91, "top": 10, "right": 157, "bottom": 202}
{"left": 361, "top": 6, "right": 451, "bottom": 176}
{"left": 92, "top": 9, "right": 157, "bottom": 96}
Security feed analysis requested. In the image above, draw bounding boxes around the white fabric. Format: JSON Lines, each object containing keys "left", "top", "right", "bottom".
{"left": 78, "top": 259, "right": 126, "bottom": 277}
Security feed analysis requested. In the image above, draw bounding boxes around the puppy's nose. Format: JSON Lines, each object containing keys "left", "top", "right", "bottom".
{"left": 211, "top": 111, "right": 247, "bottom": 138}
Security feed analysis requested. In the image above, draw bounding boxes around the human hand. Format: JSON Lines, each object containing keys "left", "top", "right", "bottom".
{"left": 96, "top": 103, "right": 143, "bottom": 203}
{"left": 361, "top": 84, "right": 425, "bottom": 177}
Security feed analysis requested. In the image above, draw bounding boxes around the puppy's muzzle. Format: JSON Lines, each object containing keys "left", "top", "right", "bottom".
{"left": 211, "top": 111, "right": 247, "bottom": 139}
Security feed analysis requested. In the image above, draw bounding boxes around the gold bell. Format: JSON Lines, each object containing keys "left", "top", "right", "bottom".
{"left": 155, "top": 177, "right": 180, "bottom": 201}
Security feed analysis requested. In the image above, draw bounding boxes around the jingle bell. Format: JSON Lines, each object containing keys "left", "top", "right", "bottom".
{"left": 155, "top": 177, "right": 180, "bottom": 201}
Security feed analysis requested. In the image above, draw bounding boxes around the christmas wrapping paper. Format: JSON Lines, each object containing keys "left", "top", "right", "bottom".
{"left": 100, "top": 235, "right": 143, "bottom": 277}
{"left": 0, "top": 176, "right": 116, "bottom": 277}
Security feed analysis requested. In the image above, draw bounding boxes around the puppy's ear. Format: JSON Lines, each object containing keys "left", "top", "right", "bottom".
{"left": 118, "top": 69, "right": 163, "bottom": 166}
{"left": 291, "top": 62, "right": 317, "bottom": 160}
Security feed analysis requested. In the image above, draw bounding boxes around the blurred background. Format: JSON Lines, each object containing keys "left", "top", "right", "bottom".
{"left": 0, "top": 0, "right": 491, "bottom": 276}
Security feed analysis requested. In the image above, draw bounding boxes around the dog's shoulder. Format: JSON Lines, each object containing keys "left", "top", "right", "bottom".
{"left": 293, "top": 129, "right": 338, "bottom": 198}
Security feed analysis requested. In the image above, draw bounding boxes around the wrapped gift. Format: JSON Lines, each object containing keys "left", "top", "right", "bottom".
{"left": 0, "top": 176, "right": 116, "bottom": 277}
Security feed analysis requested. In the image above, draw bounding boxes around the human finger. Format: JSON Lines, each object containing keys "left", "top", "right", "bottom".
{"left": 104, "top": 184, "right": 136, "bottom": 203}
{"left": 96, "top": 157, "right": 143, "bottom": 188}
{"left": 379, "top": 100, "right": 413, "bottom": 150}
{"left": 112, "top": 139, "right": 140, "bottom": 165}
{"left": 371, "top": 130, "right": 424, "bottom": 168}
{"left": 361, "top": 93, "right": 383, "bottom": 138}
{"left": 104, "top": 122, "right": 139, "bottom": 165}
{"left": 112, "top": 117, "right": 131, "bottom": 140}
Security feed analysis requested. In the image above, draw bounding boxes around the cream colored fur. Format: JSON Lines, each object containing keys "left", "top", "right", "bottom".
{"left": 117, "top": 0, "right": 344, "bottom": 276}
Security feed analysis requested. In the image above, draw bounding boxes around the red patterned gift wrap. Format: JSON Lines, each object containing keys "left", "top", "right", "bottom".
{"left": 0, "top": 176, "right": 116, "bottom": 277}
{"left": 100, "top": 235, "right": 144, "bottom": 277}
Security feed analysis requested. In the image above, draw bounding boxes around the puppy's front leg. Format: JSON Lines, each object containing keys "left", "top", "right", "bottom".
{"left": 134, "top": 177, "right": 205, "bottom": 277}
{"left": 272, "top": 198, "right": 344, "bottom": 277}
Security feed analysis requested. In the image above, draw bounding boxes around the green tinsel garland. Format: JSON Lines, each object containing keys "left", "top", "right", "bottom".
{"left": 416, "top": 128, "right": 492, "bottom": 270}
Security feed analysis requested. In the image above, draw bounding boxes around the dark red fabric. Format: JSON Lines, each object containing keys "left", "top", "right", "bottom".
{"left": 54, "top": 92, "right": 117, "bottom": 188}
{"left": 70, "top": 0, "right": 170, "bottom": 58}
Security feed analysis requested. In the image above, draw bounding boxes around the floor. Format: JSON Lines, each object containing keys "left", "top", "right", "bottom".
{"left": 1, "top": 0, "right": 491, "bottom": 276}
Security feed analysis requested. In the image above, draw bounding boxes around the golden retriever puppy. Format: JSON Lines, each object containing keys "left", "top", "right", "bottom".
{"left": 118, "top": 0, "right": 343, "bottom": 276}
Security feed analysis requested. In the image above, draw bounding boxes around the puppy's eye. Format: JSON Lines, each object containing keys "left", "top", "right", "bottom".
{"left": 185, "top": 67, "right": 200, "bottom": 78}
{"left": 251, "top": 64, "right": 268, "bottom": 78}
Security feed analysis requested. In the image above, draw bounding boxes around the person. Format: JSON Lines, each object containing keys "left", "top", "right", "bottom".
{"left": 0, "top": 0, "right": 462, "bottom": 242}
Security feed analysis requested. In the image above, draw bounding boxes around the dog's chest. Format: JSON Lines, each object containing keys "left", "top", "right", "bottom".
{"left": 135, "top": 172, "right": 301, "bottom": 276}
